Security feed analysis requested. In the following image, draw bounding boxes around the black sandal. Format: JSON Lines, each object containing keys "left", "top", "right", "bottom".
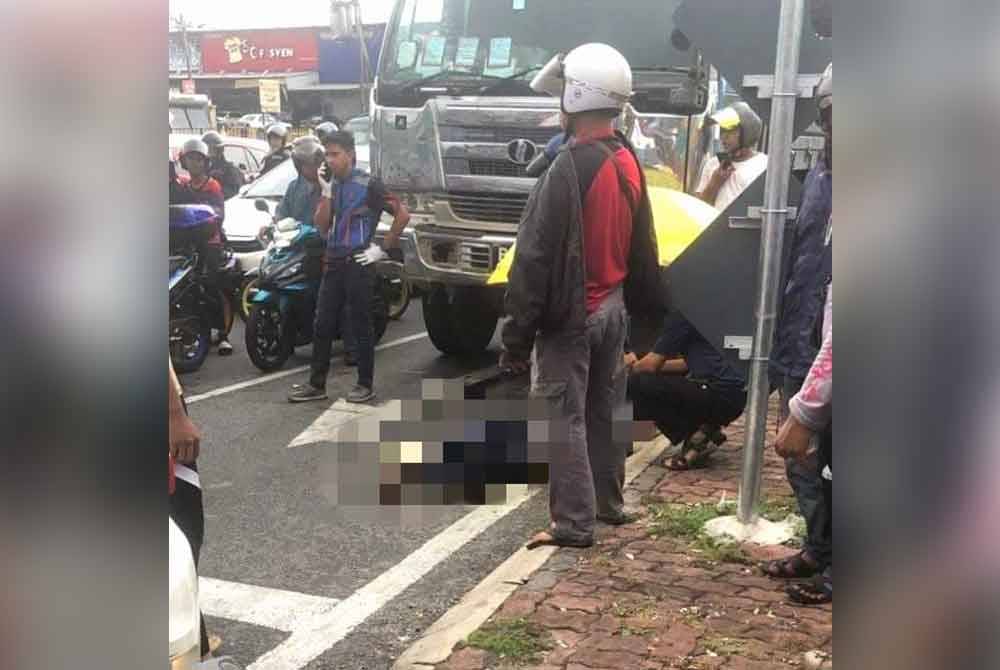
{"left": 762, "top": 551, "right": 822, "bottom": 579}
{"left": 525, "top": 530, "right": 593, "bottom": 550}
{"left": 664, "top": 437, "right": 718, "bottom": 471}
{"left": 786, "top": 574, "right": 832, "bottom": 605}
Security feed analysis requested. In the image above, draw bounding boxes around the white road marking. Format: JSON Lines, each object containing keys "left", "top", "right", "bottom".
{"left": 199, "top": 578, "right": 340, "bottom": 632}
{"left": 287, "top": 398, "right": 398, "bottom": 449}
{"left": 185, "top": 332, "right": 429, "bottom": 404}
{"left": 246, "top": 486, "right": 536, "bottom": 670}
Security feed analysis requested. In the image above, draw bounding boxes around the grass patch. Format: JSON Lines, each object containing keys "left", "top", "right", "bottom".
{"left": 466, "top": 618, "right": 552, "bottom": 665}
{"left": 645, "top": 502, "right": 754, "bottom": 566}
{"left": 758, "top": 498, "right": 797, "bottom": 522}
{"left": 702, "top": 635, "right": 747, "bottom": 656}
{"left": 646, "top": 503, "right": 722, "bottom": 541}
{"left": 693, "top": 536, "right": 754, "bottom": 566}
{"left": 611, "top": 597, "right": 658, "bottom": 620}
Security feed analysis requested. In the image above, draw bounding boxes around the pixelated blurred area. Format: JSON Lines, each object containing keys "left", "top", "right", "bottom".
{"left": 838, "top": 1, "right": 1000, "bottom": 669}
{"left": 0, "top": 3, "right": 167, "bottom": 670}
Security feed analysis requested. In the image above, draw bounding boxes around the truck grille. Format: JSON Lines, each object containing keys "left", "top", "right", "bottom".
{"left": 459, "top": 243, "right": 493, "bottom": 272}
{"left": 468, "top": 159, "right": 529, "bottom": 178}
{"left": 441, "top": 125, "right": 559, "bottom": 145}
{"left": 446, "top": 192, "right": 529, "bottom": 225}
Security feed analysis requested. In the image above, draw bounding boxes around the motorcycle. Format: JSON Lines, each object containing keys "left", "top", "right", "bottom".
{"left": 244, "top": 218, "right": 389, "bottom": 372}
{"left": 169, "top": 205, "right": 242, "bottom": 373}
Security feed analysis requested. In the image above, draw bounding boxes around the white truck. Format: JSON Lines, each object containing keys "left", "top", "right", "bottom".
{"left": 371, "top": 0, "right": 721, "bottom": 355}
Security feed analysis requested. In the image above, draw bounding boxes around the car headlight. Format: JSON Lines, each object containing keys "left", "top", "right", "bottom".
{"left": 169, "top": 519, "right": 200, "bottom": 662}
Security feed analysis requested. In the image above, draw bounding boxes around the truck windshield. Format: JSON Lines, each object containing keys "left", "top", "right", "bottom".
{"left": 380, "top": 0, "right": 690, "bottom": 99}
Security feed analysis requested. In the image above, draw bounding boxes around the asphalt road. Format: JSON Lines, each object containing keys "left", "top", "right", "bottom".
{"left": 181, "top": 301, "right": 552, "bottom": 670}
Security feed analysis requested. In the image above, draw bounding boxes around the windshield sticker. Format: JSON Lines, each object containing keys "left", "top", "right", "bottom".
{"left": 487, "top": 37, "right": 512, "bottom": 69}
{"left": 513, "top": 0, "right": 526, "bottom": 9}
{"left": 455, "top": 37, "right": 480, "bottom": 68}
{"left": 422, "top": 35, "right": 446, "bottom": 67}
{"left": 396, "top": 40, "right": 418, "bottom": 69}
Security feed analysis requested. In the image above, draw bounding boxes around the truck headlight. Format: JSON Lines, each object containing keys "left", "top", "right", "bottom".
{"left": 169, "top": 519, "right": 200, "bottom": 664}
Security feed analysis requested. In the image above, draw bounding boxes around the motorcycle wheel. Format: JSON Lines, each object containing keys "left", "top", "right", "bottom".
{"left": 170, "top": 315, "right": 211, "bottom": 374}
{"left": 383, "top": 275, "right": 411, "bottom": 320}
{"left": 245, "top": 303, "right": 293, "bottom": 371}
{"left": 237, "top": 277, "right": 259, "bottom": 322}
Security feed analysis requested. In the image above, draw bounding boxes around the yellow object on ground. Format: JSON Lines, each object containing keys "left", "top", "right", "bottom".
{"left": 487, "top": 187, "right": 719, "bottom": 285}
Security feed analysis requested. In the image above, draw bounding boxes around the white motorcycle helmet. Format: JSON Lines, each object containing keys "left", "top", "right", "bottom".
{"left": 530, "top": 43, "right": 633, "bottom": 115}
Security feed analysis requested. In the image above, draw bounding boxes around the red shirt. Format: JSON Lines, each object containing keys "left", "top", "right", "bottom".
{"left": 577, "top": 132, "right": 640, "bottom": 314}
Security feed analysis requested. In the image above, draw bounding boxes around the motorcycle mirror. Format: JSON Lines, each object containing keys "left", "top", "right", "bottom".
{"left": 254, "top": 199, "right": 270, "bottom": 213}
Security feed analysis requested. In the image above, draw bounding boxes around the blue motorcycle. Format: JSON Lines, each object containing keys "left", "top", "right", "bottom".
{"left": 244, "top": 218, "right": 389, "bottom": 371}
{"left": 169, "top": 205, "right": 241, "bottom": 373}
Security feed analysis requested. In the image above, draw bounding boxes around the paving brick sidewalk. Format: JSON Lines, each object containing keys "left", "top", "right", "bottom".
{"left": 432, "top": 405, "right": 832, "bottom": 670}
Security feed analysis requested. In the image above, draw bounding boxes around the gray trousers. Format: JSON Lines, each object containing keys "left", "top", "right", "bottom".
{"left": 530, "top": 289, "right": 629, "bottom": 544}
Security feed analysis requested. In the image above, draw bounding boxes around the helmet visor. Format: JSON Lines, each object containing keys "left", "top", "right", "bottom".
{"left": 529, "top": 53, "right": 565, "bottom": 98}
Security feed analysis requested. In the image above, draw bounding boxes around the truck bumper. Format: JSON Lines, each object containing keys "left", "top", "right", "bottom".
{"left": 375, "top": 217, "right": 515, "bottom": 290}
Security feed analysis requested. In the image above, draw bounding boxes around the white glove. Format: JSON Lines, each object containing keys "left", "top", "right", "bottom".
{"left": 353, "top": 243, "right": 389, "bottom": 266}
{"left": 318, "top": 168, "right": 334, "bottom": 199}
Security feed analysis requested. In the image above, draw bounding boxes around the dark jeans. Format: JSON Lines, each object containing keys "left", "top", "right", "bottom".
{"left": 310, "top": 259, "right": 374, "bottom": 389}
{"left": 629, "top": 373, "right": 746, "bottom": 445}
{"left": 775, "top": 373, "right": 832, "bottom": 569}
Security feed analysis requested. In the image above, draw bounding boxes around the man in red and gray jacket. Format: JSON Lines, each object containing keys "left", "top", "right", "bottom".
{"left": 501, "top": 43, "right": 667, "bottom": 550}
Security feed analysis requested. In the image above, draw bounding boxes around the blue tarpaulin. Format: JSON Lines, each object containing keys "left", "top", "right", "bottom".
{"left": 318, "top": 24, "right": 385, "bottom": 84}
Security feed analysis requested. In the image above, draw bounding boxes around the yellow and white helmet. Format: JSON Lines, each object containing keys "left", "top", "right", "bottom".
{"left": 530, "top": 43, "right": 633, "bottom": 115}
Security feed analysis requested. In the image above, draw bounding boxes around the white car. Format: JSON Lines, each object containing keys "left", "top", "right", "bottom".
{"left": 222, "top": 159, "right": 296, "bottom": 274}
{"left": 169, "top": 133, "right": 270, "bottom": 182}
{"left": 235, "top": 113, "right": 279, "bottom": 130}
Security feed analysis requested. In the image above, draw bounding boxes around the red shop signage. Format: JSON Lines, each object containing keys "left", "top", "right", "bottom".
{"left": 201, "top": 29, "right": 318, "bottom": 73}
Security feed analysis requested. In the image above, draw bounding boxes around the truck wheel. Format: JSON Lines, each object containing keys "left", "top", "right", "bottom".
{"left": 422, "top": 285, "right": 498, "bottom": 356}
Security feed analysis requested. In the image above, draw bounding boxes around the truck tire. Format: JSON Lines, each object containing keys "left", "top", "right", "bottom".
{"left": 422, "top": 285, "right": 498, "bottom": 356}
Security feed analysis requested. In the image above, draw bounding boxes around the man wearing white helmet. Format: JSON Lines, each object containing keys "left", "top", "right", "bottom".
{"left": 695, "top": 101, "right": 768, "bottom": 212}
{"left": 500, "top": 43, "right": 667, "bottom": 550}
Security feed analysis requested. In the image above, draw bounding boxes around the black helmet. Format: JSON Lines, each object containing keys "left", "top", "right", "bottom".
{"left": 266, "top": 123, "right": 290, "bottom": 142}
{"left": 707, "top": 101, "right": 763, "bottom": 150}
{"left": 291, "top": 135, "right": 325, "bottom": 170}
{"left": 179, "top": 138, "right": 209, "bottom": 169}
{"left": 314, "top": 121, "right": 339, "bottom": 145}
{"left": 816, "top": 63, "right": 832, "bottom": 111}
{"left": 201, "top": 130, "right": 225, "bottom": 149}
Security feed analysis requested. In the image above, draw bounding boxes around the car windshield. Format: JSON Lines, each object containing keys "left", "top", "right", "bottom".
{"left": 380, "top": 0, "right": 689, "bottom": 89}
{"left": 242, "top": 159, "right": 296, "bottom": 198}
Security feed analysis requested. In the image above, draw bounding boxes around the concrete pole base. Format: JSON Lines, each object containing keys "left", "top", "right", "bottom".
{"left": 703, "top": 514, "right": 797, "bottom": 546}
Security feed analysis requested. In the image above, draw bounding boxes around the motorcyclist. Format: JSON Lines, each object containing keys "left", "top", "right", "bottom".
{"left": 268, "top": 135, "right": 361, "bottom": 366}
{"left": 314, "top": 121, "right": 339, "bottom": 146}
{"left": 695, "top": 101, "right": 768, "bottom": 212}
{"left": 175, "top": 138, "right": 234, "bottom": 356}
{"left": 259, "top": 123, "right": 292, "bottom": 175}
{"left": 202, "top": 130, "right": 245, "bottom": 200}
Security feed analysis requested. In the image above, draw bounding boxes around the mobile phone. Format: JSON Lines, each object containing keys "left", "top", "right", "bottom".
{"left": 716, "top": 151, "right": 732, "bottom": 166}
{"left": 319, "top": 162, "right": 332, "bottom": 182}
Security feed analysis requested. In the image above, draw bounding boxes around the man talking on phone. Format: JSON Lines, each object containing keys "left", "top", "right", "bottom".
{"left": 695, "top": 102, "right": 768, "bottom": 212}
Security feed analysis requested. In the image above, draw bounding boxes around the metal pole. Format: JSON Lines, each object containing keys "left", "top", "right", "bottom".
{"left": 180, "top": 16, "right": 193, "bottom": 79}
{"left": 737, "top": 0, "right": 805, "bottom": 524}
{"left": 354, "top": 0, "right": 370, "bottom": 114}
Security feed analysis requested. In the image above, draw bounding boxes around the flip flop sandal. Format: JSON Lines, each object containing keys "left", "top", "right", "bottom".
{"left": 664, "top": 443, "right": 718, "bottom": 471}
{"left": 525, "top": 530, "right": 593, "bottom": 550}
{"left": 786, "top": 576, "right": 832, "bottom": 605}
{"left": 761, "top": 551, "right": 822, "bottom": 579}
